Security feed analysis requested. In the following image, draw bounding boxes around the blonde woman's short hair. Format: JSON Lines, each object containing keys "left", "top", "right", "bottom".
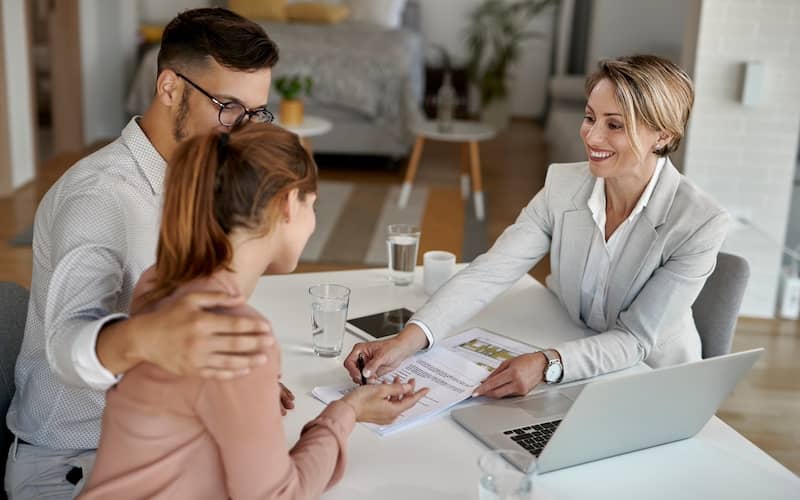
{"left": 585, "top": 55, "right": 694, "bottom": 157}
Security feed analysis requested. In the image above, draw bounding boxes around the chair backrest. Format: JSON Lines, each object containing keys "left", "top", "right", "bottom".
{"left": 692, "top": 253, "right": 750, "bottom": 358}
{"left": 0, "top": 282, "right": 28, "bottom": 496}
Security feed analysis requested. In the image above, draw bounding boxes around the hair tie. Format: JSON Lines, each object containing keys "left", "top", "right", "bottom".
{"left": 217, "top": 133, "right": 231, "bottom": 165}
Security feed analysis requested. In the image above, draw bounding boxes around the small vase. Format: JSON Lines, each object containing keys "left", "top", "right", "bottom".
{"left": 280, "top": 100, "right": 304, "bottom": 126}
{"left": 436, "top": 71, "right": 456, "bottom": 133}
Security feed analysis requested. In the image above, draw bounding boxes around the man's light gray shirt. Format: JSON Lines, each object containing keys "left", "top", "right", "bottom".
{"left": 7, "top": 118, "right": 164, "bottom": 449}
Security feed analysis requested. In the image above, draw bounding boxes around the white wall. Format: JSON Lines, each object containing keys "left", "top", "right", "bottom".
{"left": 587, "top": 0, "right": 689, "bottom": 69}
{"left": 1, "top": 0, "right": 36, "bottom": 189}
{"left": 416, "top": 0, "right": 556, "bottom": 118}
{"left": 682, "top": 0, "right": 800, "bottom": 317}
{"left": 79, "top": 0, "right": 139, "bottom": 144}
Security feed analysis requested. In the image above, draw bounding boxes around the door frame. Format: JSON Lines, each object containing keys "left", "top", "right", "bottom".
{"left": 47, "top": 0, "right": 84, "bottom": 155}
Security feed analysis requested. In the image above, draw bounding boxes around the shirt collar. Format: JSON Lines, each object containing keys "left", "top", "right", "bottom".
{"left": 587, "top": 156, "right": 666, "bottom": 229}
{"left": 634, "top": 156, "right": 665, "bottom": 217}
{"left": 121, "top": 117, "right": 167, "bottom": 195}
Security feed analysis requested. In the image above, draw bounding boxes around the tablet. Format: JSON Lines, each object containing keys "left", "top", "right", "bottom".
{"left": 346, "top": 308, "right": 415, "bottom": 341}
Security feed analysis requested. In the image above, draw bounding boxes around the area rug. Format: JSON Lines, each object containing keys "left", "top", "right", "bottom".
{"left": 303, "top": 180, "right": 488, "bottom": 265}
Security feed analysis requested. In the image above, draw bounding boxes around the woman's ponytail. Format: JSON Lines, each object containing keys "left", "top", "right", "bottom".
{"left": 142, "top": 133, "right": 233, "bottom": 306}
{"left": 141, "top": 123, "right": 318, "bottom": 307}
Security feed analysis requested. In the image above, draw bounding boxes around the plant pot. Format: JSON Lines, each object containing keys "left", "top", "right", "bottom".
{"left": 481, "top": 99, "right": 511, "bottom": 132}
{"left": 280, "top": 99, "right": 304, "bottom": 126}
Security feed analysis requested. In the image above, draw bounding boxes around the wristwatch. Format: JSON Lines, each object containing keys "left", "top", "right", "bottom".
{"left": 542, "top": 350, "right": 563, "bottom": 384}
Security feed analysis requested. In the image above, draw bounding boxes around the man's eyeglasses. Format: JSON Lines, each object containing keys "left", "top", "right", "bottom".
{"left": 176, "top": 73, "right": 274, "bottom": 127}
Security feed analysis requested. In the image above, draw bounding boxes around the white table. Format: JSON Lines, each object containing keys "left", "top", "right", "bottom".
{"left": 275, "top": 115, "right": 333, "bottom": 154}
{"left": 399, "top": 120, "right": 496, "bottom": 220}
{"left": 250, "top": 268, "right": 799, "bottom": 499}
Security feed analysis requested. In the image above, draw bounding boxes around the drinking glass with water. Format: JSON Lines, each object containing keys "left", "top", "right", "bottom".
{"left": 309, "top": 284, "right": 350, "bottom": 357}
{"left": 478, "top": 449, "right": 536, "bottom": 500}
{"left": 386, "top": 224, "right": 420, "bottom": 286}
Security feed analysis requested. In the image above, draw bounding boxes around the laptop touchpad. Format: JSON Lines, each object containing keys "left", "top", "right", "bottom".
{"left": 516, "top": 392, "right": 573, "bottom": 418}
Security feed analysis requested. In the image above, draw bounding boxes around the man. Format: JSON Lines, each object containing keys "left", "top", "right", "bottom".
{"left": 6, "top": 9, "right": 287, "bottom": 499}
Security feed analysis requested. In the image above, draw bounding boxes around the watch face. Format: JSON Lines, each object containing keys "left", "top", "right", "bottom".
{"left": 545, "top": 362, "right": 562, "bottom": 383}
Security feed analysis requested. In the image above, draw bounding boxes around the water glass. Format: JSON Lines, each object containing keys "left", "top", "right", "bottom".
{"left": 386, "top": 224, "right": 420, "bottom": 286}
{"left": 309, "top": 284, "right": 350, "bottom": 357}
{"left": 478, "top": 449, "right": 536, "bottom": 500}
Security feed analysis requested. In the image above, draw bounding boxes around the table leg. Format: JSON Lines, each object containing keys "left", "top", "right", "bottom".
{"left": 399, "top": 136, "right": 425, "bottom": 208}
{"left": 468, "top": 141, "right": 485, "bottom": 220}
{"left": 459, "top": 143, "right": 470, "bottom": 200}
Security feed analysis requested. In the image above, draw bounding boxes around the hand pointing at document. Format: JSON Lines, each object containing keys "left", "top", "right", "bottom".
{"left": 343, "top": 324, "right": 430, "bottom": 384}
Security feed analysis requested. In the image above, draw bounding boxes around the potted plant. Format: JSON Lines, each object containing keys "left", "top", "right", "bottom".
{"left": 275, "top": 74, "right": 313, "bottom": 126}
{"left": 464, "top": 0, "right": 556, "bottom": 130}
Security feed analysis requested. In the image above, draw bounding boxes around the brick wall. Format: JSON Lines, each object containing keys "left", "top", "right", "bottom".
{"left": 682, "top": 0, "right": 800, "bottom": 317}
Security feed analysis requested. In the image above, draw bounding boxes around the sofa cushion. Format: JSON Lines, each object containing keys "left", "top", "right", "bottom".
{"left": 286, "top": 2, "right": 350, "bottom": 23}
{"left": 139, "top": 24, "right": 165, "bottom": 44}
{"left": 548, "top": 74, "right": 587, "bottom": 104}
{"left": 229, "top": 0, "right": 288, "bottom": 21}
{"left": 344, "top": 0, "right": 406, "bottom": 29}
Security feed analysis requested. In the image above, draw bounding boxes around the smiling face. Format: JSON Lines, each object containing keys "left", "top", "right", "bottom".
{"left": 580, "top": 78, "right": 668, "bottom": 181}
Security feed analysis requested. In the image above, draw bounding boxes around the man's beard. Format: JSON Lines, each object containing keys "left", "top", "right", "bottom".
{"left": 172, "top": 88, "right": 190, "bottom": 142}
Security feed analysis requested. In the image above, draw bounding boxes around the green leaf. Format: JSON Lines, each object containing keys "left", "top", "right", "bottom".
{"left": 462, "top": 0, "right": 558, "bottom": 108}
{"left": 274, "top": 73, "right": 314, "bottom": 100}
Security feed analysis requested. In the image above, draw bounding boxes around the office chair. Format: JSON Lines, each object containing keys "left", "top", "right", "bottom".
{"left": 0, "top": 282, "right": 28, "bottom": 499}
{"left": 692, "top": 253, "right": 750, "bottom": 359}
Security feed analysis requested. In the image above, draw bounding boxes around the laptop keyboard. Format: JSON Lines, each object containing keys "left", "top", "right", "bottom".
{"left": 503, "top": 420, "right": 562, "bottom": 456}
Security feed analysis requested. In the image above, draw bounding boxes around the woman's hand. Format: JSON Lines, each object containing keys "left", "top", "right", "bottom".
{"left": 279, "top": 383, "right": 295, "bottom": 415}
{"left": 343, "top": 324, "right": 429, "bottom": 383}
{"left": 472, "top": 352, "right": 548, "bottom": 398}
{"left": 341, "top": 378, "right": 429, "bottom": 425}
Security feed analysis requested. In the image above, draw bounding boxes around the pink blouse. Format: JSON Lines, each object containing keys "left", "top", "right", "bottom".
{"left": 79, "top": 272, "right": 356, "bottom": 499}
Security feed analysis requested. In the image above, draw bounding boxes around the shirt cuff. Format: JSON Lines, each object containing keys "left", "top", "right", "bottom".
{"left": 551, "top": 341, "right": 584, "bottom": 384}
{"left": 406, "top": 319, "right": 435, "bottom": 351}
{"left": 72, "top": 314, "right": 127, "bottom": 391}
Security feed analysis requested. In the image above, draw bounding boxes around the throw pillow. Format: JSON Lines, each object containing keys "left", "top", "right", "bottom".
{"left": 139, "top": 24, "right": 165, "bottom": 44}
{"left": 229, "top": 0, "right": 288, "bottom": 22}
{"left": 344, "top": 0, "right": 406, "bottom": 29}
{"left": 286, "top": 2, "right": 350, "bottom": 23}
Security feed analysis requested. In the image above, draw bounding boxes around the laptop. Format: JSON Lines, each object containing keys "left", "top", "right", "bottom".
{"left": 452, "top": 348, "right": 763, "bottom": 473}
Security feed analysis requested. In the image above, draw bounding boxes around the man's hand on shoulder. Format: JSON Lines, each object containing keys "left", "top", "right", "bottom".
{"left": 97, "top": 291, "right": 275, "bottom": 379}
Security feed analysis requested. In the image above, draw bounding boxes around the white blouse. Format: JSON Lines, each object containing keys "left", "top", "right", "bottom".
{"left": 580, "top": 157, "right": 665, "bottom": 332}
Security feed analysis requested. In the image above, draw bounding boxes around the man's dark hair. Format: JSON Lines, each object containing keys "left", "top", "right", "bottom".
{"left": 157, "top": 8, "right": 279, "bottom": 75}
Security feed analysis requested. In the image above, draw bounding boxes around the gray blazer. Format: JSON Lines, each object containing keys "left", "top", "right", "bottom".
{"left": 413, "top": 160, "right": 730, "bottom": 383}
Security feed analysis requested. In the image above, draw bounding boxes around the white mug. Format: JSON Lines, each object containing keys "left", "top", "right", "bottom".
{"left": 423, "top": 251, "right": 456, "bottom": 295}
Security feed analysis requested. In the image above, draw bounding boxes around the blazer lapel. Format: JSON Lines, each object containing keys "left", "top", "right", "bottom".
{"left": 645, "top": 158, "right": 681, "bottom": 228}
{"left": 559, "top": 177, "right": 596, "bottom": 322}
{"left": 604, "top": 159, "right": 682, "bottom": 327}
{"left": 560, "top": 210, "right": 594, "bottom": 322}
{"left": 604, "top": 219, "right": 657, "bottom": 328}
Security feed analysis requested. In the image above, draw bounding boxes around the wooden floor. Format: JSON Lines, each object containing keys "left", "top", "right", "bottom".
{"left": 1, "top": 122, "right": 797, "bottom": 474}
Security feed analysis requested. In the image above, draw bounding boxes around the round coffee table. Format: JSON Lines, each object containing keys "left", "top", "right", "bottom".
{"left": 399, "top": 119, "right": 496, "bottom": 220}
{"left": 275, "top": 115, "right": 333, "bottom": 154}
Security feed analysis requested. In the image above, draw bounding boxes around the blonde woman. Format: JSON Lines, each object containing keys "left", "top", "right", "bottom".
{"left": 345, "top": 55, "right": 729, "bottom": 397}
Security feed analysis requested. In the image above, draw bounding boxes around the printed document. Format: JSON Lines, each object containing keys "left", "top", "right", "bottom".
{"left": 312, "top": 328, "right": 539, "bottom": 436}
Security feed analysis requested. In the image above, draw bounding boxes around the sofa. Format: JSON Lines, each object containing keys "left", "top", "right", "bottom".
{"left": 127, "top": 0, "right": 424, "bottom": 158}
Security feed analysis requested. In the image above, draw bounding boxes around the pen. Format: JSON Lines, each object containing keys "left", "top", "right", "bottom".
{"left": 357, "top": 353, "right": 367, "bottom": 385}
